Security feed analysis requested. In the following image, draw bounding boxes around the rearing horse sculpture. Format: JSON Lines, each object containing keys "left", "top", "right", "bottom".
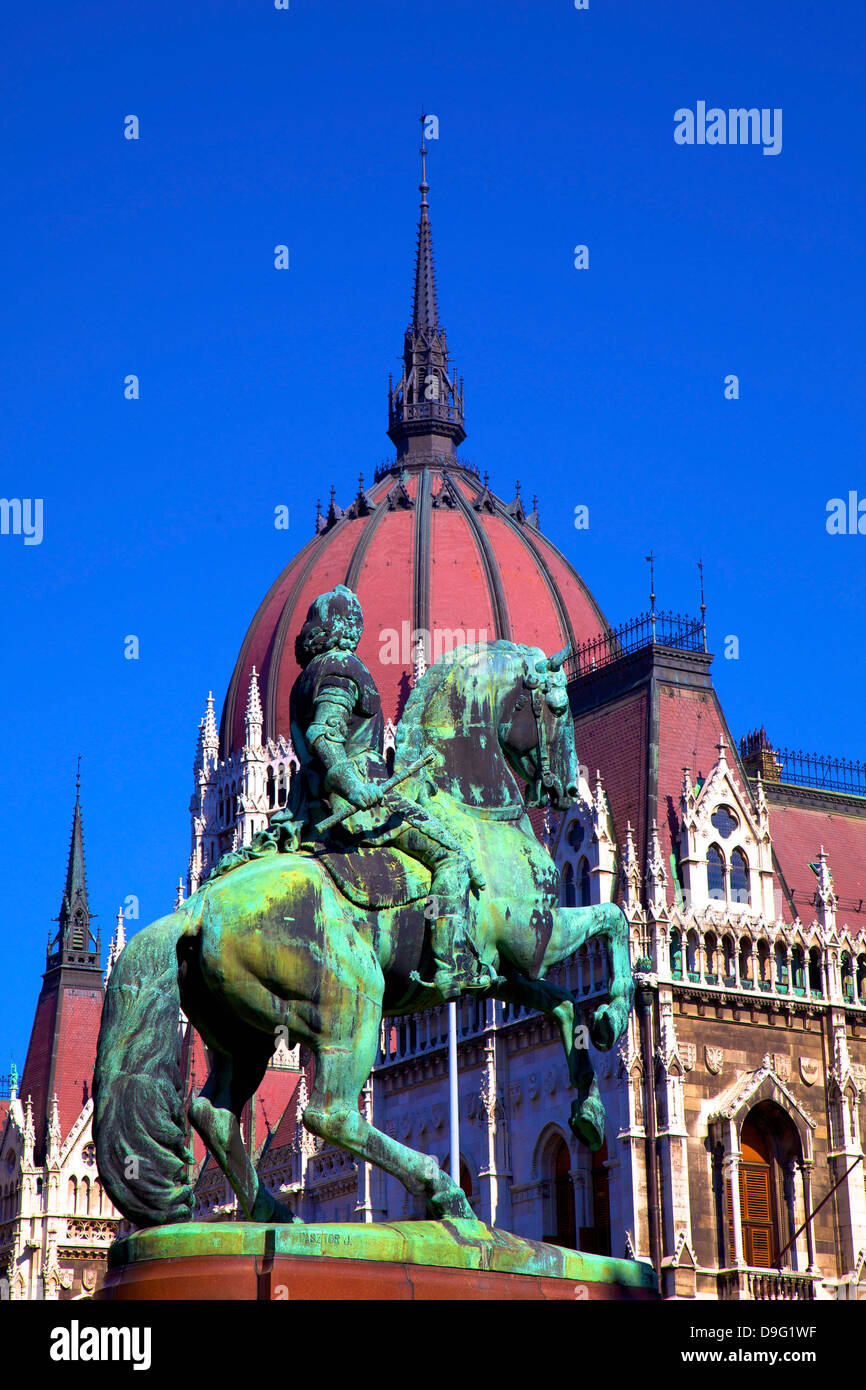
{"left": 94, "top": 641, "right": 633, "bottom": 1228}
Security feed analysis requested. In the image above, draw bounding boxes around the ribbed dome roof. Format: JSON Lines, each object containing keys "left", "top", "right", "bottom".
{"left": 219, "top": 131, "right": 610, "bottom": 753}
{"left": 220, "top": 462, "right": 609, "bottom": 753}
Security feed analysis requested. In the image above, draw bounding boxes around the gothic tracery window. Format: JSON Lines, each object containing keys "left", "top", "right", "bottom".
{"left": 711, "top": 805, "right": 738, "bottom": 839}
{"left": 563, "top": 862, "right": 576, "bottom": 908}
{"left": 578, "top": 858, "right": 591, "bottom": 908}
{"left": 707, "top": 845, "right": 726, "bottom": 901}
{"left": 730, "top": 848, "right": 750, "bottom": 905}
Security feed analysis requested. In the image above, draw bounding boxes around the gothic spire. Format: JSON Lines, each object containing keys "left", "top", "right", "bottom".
{"left": 413, "top": 121, "right": 438, "bottom": 333}
{"left": 49, "top": 765, "right": 98, "bottom": 968}
{"left": 387, "top": 113, "right": 466, "bottom": 464}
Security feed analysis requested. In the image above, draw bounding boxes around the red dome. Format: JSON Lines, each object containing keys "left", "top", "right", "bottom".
{"left": 220, "top": 462, "right": 610, "bottom": 753}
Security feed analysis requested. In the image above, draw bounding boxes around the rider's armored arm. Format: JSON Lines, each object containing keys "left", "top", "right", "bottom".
{"left": 307, "top": 681, "right": 378, "bottom": 809}
{"left": 306, "top": 685, "right": 356, "bottom": 771}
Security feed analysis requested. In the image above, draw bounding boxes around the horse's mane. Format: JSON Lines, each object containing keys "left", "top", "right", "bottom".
{"left": 395, "top": 640, "right": 531, "bottom": 770}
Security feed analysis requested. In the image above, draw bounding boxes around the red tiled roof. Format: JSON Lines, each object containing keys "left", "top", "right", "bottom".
{"left": 254, "top": 1068, "right": 303, "bottom": 1158}
{"left": 20, "top": 975, "right": 103, "bottom": 1157}
{"left": 655, "top": 685, "right": 735, "bottom": 901}
{"left": 766, "top": 797, "right": 866, "bottom": 933}
{"left": 573, "top": 690, "right": 649, "bottom": 881}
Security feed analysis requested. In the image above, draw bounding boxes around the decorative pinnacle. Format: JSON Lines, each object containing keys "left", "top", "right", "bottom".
{"left": 245, "top": 666, "right": 263, "bottom": 730}
{"left": 419, "top": 108, "right": 429, "bottom": 206}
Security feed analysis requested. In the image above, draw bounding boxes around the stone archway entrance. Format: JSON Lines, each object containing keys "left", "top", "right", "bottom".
{"left": 738, "top": 1114, "right": 776, "bottom": 1267}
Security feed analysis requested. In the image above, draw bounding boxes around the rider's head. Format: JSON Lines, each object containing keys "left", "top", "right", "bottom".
{"left": 295, "top": 585, "right": 364, "bottom": 667}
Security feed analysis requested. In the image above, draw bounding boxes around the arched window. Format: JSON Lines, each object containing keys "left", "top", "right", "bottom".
{"left": 578, "top": 859, "right": 591, "bottom": 908}
{"left": 670, "top": 928, "right": 683, "bottom": 979}
{"left": 563, "top": 862, "right": 576, "bottom": 908}
{"left": 808, "top": 947, "right": 823, "bottom": 997}
{"left": 277, "top": 764, "right": 288, "bottom": 808}
{"left": 722, "top": 935, "right": 736, "bottom": 984}
{"left": 841, "top": 952, "right": 854, "bottom": 1003}
{"left": 791, "top": 945, "right": 806, "bottom": 995}
{"left": 757, "top": 940, "right": 771, "bottom": 991}
{"left": 774, "top": 942, "right": 788, "bottom": 992}
{"left": 707, "top": 845, "right": 726, "bottom": 901}
{"left": 580, "top": 1138, "right": 611, "bottom": 1257}
{"left": 686, "top": 930, "right": 699, "bottom": 981}
{"left": 266, "top": 766, "right": 275, "bottom": 808}
{"left": 68, "top": 1177, "right": 77, "bottom": 1212}
{"left": 547, "top": 1137, "right": 576, "bottom": 1250}
{"left": 730, "top": 849, "right": 750, "bottom": 905}
{"left": 738, "top": 938, "right": 753, "bottom": 987}
{"left": 705, "top": 932, "right": 718, "bottom": 982}
{"left": 857, "top": 954, "right": 866, "bottom": 1005}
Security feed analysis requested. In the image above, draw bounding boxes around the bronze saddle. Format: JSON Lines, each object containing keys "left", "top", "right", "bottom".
{"left": 312, "top": 845, "right": 431, "bottom": 910}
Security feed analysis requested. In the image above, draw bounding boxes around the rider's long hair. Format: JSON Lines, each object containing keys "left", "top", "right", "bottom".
{"left": 93, "top": 917, "right": 194, "bottom": 1226}
{"left": 295, "top": 584, "right": 363, "bottom": 667}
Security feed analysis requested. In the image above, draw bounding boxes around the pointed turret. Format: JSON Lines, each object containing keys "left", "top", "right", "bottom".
{"left": 201, "top": 692, "right": 219, "bottom": 759}
{"left": 244, "top": 666, "right": 264, "bottom": 749}
{"left": 387, "top": 114, "right": 466, "bottom": 464}
{"left": 46, "top": 1094, "right": 61, "bottom": 1164}
{"left": 104, "top": 907, "right": 127, "bottom": 986}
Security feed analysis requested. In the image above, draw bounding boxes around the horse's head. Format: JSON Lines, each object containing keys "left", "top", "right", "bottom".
{"left": 499, "top": 645, "right": 580, "bottom": 811}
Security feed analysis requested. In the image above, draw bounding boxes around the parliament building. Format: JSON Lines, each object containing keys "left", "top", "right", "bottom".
{"left": 3, "top": 151, "right": 865, "bottom": 1302}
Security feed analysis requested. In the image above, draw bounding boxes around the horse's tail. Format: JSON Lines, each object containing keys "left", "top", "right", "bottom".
{"left": 93, "top": 914, "right": 195, "bottom": 1227}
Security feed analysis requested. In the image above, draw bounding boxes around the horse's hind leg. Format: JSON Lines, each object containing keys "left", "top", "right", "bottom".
{"left": 494, "top": 971, "right": 606, "bottom": 1152}
{"left": 302, "top": 978, "right": 475, "bottom": 1222}
{"left": 189, "top": 1048, "right": 299, "bottom": 1223}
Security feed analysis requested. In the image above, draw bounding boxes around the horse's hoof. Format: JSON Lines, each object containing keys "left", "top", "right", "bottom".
{"left": 428, "top": 1183, "right": 476, "bottom": 1222}
{"left": 251, "top": 1190, "right": 301, "bottom": 1224}
{"left": 570, "top": 1097, "right": 606, "bottom": 1152}
{"left": 589, "top": 1004, "right": 616, "bottom": 1052}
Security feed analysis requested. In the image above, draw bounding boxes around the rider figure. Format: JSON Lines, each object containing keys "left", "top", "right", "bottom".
{"left": 286, "top": 584, "right": 490, "bottom": 1001}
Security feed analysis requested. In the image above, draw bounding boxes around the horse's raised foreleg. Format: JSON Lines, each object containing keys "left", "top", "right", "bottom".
{"left": 302, "top": 961, "right": 476, "bottom": 1222}
{"left": 550, "top": 904, "right": 634, "bottom": 1054}
{"left": 189, "top": 1049, "right": 299, "bottom": 1223}
{"left": 493, "top": 972, "right": 606, "bottom": 1152}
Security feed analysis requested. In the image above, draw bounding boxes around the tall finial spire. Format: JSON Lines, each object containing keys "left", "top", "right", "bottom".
{"left": 49, "top": 769, "right": 99, "bottom": 968}
{"left": 419, "top": 107, "right": 429, "bottom": 208}
{"left": 388, "top": 115, "right": 466, "bottom": 465}
{"left": 646, "top": 551, "right": 656, "bottom": 641}
{"left": 698, "top": 556, "right": 707, "bottom": 652}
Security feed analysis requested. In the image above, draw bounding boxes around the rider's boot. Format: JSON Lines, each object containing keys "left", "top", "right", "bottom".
{"left": 425, "top": 852, "right": 499, "bottom": 1001}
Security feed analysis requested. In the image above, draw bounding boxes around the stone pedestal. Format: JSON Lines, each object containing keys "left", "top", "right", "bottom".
{"left": 99, "top": 1220, "right": 658, "bottom": 1301}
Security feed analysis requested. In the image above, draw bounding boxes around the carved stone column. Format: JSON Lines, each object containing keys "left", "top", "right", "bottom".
{"left": 800, "top": 1160, "right": 818, "bottom": 1274}
{"left": 724, "top": 1146, "right": 745, "bottom": 1267}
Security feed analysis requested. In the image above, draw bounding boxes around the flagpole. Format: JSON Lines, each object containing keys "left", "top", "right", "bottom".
{"left": 449, "top": 1000, "right": 459, "bottom": 1184}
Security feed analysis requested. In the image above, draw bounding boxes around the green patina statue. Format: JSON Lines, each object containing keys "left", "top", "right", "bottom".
{"left": 93, "top": 586, "right": 633, "bottom": 1230}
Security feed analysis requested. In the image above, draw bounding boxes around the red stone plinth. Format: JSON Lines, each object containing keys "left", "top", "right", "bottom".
{"left": 99, "top": 1220, "right": 658, "bottom": 1302}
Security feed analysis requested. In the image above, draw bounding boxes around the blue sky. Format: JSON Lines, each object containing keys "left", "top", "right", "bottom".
{"left": 1, "top": 0, "right": 863, "bottom": 1071}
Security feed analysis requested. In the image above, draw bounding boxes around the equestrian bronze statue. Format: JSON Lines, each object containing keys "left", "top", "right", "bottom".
{"left": 94, "top": 586, "right": 633, "bottom": 1229}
